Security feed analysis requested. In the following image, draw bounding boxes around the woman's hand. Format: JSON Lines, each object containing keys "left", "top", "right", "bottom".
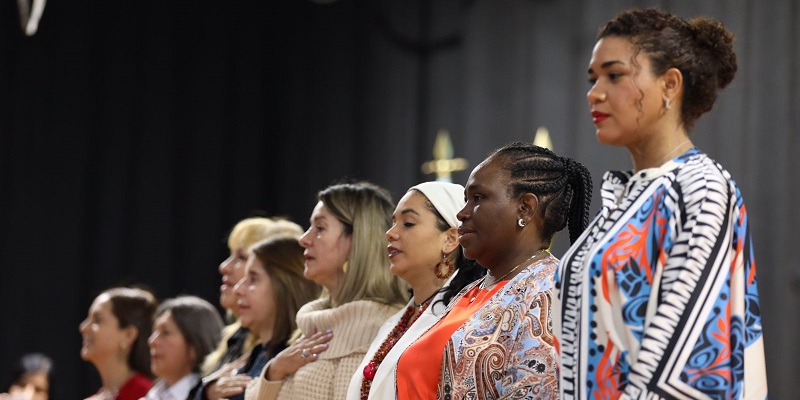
{"left": 205, "top": 374, "right": 253, "bottom": 400}
{"left": 265, "top": 329, "right": 333, "bottom": 381}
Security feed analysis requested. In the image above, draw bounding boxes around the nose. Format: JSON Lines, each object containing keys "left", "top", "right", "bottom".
{"left": 148, "top": 331, "right": 159, "bottom": 346}
{"left": 79, "top": 318, "right": 89, "bottom": 333}
{"left": 299, "top": 228, "right": 312, "bottom": 248}
{"left": 587, "top": 83, "right": 605, "bottom": 105}
{"left": 219, "top": 254, "right": 234, "bottom": 274}
{"left": 386, "top": 223, "right": 399, "bottom": 241}
{"left": 456, "top": 203, "right": 469, "bottom": 222}
{"left": 233, "top": 277, "right": 246, "bottom": 296}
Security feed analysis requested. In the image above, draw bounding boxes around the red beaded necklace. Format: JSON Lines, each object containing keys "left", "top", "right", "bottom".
{"left": 360, "top": 295, "right": 434, "bottom": 399}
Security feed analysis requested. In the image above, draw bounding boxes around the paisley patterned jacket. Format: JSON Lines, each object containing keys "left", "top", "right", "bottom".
{"left": 437, "top": 254, "right": 559, "bottom": 400}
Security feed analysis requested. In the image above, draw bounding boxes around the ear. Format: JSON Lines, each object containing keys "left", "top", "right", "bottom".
{"left": 660, "top": 67, "right": 683, "bottom": 105}
{"left": 519, "top": 193, "right": 540, "bottom": 223}
{"left": 188, "top": 345, "right": 198, "bottom": 365}
{"left": 122, "top": 325, "right": 138, "bottom": 348}
{"left": 441, "top": 226, "right": 460, "bottom": 254}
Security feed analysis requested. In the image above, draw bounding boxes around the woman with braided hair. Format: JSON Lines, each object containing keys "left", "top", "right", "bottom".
{"left": 555, "top": 8, "right": 767, "bottom": 399}
{"left": 394, "top": 142, "right": 592, "bottom": 400}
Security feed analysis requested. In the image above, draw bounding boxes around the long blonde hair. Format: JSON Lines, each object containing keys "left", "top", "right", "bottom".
{"left": 317, "top": 182, "right": 408, "bottom": 307}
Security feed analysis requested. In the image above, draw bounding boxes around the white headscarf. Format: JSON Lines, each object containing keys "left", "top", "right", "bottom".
{"left": 408, "top": 181, "right": 465, "bottom": 228}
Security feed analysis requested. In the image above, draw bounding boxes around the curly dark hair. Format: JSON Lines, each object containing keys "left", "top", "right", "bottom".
{"left": 490, "top": 142, "right": 593, "bottom": 245}
{"left": 597, "top": 8, "right": 737, "bottom": 129}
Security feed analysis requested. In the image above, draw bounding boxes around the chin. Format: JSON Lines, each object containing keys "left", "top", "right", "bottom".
{"left": 595, "top": 130, "right": 628, "bottom": 147}
{"left": 460, "top": 247, "right": 477, "bottom": 261}
{"left": 388, "top": 262, "right": 404, "bottom": 276}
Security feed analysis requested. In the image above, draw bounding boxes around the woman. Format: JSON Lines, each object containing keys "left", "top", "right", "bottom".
{"left": 145, "top": 296, "right": 224, "bottom": 400}
{"left": 206, "top": 235, "right": 320, "bottom": 400}
{"left": 1, "top": 353, "right": 53, "bottom": 400}
{"left": 246, "top": 181, "right": 408, "bottom": 400}
{"left": 80, "top": 287, "right": 157, "bottom": 400}
{"left": 346, "top": 181, "right": 485, "bottom": 400}
{"left": 396, "top": 142, "right": 593, "bottom": 399}
{"left": 203, "top": 217, "right": 304, "bottom": 377}
{"left": 555, "top": 8, "right": 767, "bottom": 399}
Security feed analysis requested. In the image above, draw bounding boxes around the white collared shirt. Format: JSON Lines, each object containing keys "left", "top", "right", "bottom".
{"left": 142, "top": 373, "right": 199, "bottom": 400}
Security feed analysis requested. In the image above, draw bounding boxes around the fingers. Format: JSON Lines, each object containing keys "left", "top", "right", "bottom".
{"left": 207, "top": 376, "right": 252, "bottom": 400}
{"left": 219, "top": 375, "right": 253, "bottom": 386}
{"left": 309, "top": 342, "right": 330, "bottom": 356}
{"left": 298, "top": 329, "right": 333, "bottom": 348}
{"left": 296, "top": 329, "right": 332, "bottom": 361}
{"left": 307, "top": 329, "right": 333, "bottom": 342}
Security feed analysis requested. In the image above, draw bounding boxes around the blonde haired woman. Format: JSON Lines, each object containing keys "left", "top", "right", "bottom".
{"left": 245, "top": 182, "right": 408, "bottom": 400}
{"left": 199, "top": 217, "right": 303, "bottom": 400}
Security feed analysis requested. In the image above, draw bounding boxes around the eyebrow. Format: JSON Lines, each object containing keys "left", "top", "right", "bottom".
{"left": 465, "top": 182, "right": 484, "bottom": 193}
{"left": 400, "top": 208, "right": 421, "bottom": 217}
{"left": 587, "top": 60, "right": 624, "bottom": 74}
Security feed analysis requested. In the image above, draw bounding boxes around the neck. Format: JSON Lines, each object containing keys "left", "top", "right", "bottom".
{"left": 484, "top": 247, "right": 548, "bottom": 287}
{"left": 161, "top": 370, "right": 192, "bottom": 387}
{"left": 406, "top": 270, "right": 446, "bottom": 307}
{"left": 485, "top": 239, "right": 547, "bottom": 277}
{"left": 629, "top": 130, "right": 691, "bottom": 172}
{"left": 324, "top": 276, "right": 344, "bottom": 307}
{"left": 96, "top": 360, "right": 135, "bottom": 393}
{"left": 257, "top": 324, "right": 274, "bottom": 347}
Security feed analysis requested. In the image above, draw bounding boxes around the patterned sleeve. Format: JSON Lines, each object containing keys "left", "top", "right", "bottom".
{"left": 622, "top": 168, "right": 767, "bottom": 399}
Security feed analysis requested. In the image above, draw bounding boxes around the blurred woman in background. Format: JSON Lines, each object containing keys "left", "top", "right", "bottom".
{"left": 203, "top": 217, "right": 304, "bottom": 378}
{"left": 80, "top": 287, "right": 157, "bottom": 400}
{"left": 1, "top": 353, "right": 53, "bottom": 400}
{"left": 144, "top": 296, "right": 223, "bottom": 400}
{"left": 201, "top": 235, "right": 319, "bottom": 400}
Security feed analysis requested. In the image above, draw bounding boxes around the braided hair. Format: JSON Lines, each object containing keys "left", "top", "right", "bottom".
{"left": 490, "top": 142, "right": 593, "bottom": 244}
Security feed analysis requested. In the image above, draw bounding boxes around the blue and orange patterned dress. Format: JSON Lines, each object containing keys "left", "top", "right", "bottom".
{"left": 554, "top": 149, "right": 767, "bottom": 399}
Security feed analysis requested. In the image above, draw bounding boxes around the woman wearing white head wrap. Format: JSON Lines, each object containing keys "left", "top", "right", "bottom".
{"left": 346, "top": 182, "right": 485, "bottom": 400}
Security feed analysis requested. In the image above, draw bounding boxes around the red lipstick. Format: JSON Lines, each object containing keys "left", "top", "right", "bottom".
{"left": 591, "top": 111, "right": 609, "bottom": 124}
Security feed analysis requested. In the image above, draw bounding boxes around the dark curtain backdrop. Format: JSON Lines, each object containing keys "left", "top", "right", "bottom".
{"left": 1, "top": 0, "right": 797, "bottom": 398}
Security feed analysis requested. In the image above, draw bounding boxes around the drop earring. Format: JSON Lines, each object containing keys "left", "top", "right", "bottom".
{"left": 663, "top": 95, "right": 671, "bottom": 110}
{"left": 434, "top": 253, "right": 455, "bottom": 280}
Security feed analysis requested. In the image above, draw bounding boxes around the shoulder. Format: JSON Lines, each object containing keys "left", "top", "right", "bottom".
{"left": 297, "top": 298, "right": 329, "bottom": 314}
{"left": 299, "top": 299, "right": 400, "bottom": 334}
{"left": 514, "top": 255, "right": 558, "bottom": 290}
{"left": 117, "top": 374, "right": 153, "bottom": 400}
{"left": 665, "top": 151, "right": 745, "bottom": 220}
{"left": 335, "top": 300, "right": 402, "bottom": 321}
{"left": 673, "top": 151, "right": 733, "bottom": 194}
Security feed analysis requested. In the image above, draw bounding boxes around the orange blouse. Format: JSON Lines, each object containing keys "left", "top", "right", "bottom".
{"left": 396, "top": 282, "right": 506, "bottom": 400}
